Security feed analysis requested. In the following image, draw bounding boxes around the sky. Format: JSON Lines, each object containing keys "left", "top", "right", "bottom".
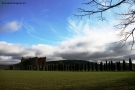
{"left": 0, "top": 0, "right": 135, "bottom": 65}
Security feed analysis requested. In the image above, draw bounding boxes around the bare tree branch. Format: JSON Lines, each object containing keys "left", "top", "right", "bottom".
{"left": 75, "top": 0, "right": 135, "bottom": 50}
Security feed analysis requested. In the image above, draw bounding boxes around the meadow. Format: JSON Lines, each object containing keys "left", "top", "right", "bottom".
{"left": 0, "top": 70, "right": 135, "bottom": 90}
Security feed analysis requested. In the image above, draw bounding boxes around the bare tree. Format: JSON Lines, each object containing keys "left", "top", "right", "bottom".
{"left": 75, "top": 0, "right": 135, "bottom": 50}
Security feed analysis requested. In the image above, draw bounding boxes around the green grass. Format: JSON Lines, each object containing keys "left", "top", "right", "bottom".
{"left": 0, "top": 70, "right": 135, "bottom": 90}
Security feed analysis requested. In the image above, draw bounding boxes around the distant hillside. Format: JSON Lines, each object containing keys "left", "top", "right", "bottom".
{"left": 46, "top": 60, "right": 90, "bottom": 65}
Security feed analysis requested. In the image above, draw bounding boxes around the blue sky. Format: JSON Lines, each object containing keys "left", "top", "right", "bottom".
{"left": 0, "top": 0, "right": 135, "bottom": 65}
{"left": 0, "top": 0, "right": 83, "bottom": 45}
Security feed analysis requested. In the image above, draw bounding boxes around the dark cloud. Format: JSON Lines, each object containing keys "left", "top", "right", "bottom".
{"left": 54, "top": 43, "right": 134, "bottom": 63}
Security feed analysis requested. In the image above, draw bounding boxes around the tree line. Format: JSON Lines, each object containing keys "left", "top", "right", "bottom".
{"left": 46, "top": 57, "right": 133, "bottom": 71}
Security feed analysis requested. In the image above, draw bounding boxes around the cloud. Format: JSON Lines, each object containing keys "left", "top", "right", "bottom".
{"left": 0, "top": 20, "right": 22, "bottom": 32}
{"left": 0, "top": 41, "right": 56, "bottom": 65}
{"left": 0, "top": 56, "right": 19, "bottom": 65}
{"left": 0, "top": 18, "right": 135, "bottom": 65}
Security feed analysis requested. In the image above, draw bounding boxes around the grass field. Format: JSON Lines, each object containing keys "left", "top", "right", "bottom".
{"left": 0, "top": 70, "right": 135, "bottom": 90}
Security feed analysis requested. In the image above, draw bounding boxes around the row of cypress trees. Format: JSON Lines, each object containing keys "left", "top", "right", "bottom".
{"left": 46, "top": 57, "right": 133, "bottom": 71}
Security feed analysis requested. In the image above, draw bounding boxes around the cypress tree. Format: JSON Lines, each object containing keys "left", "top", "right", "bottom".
{"left": 48, "top": 65, "right": 50, "bottom": 71}
{"left": 51, "top": 64, "right": 53, "bottom": 71}
{"left": 123, "top": 60, "right": 126, "bottom": 71}
{"left": 117, "top": 61, "right": 121, "bottom": 71}
{"left": 80, "top": 64, "right": 83, "bottom": 71}
{"left": 88, "top": 62, "right": 90, "bottom": 71}
{"left": 62, "top": 64, "right": 64, "bottom": 71}
{"left": 92, "top": 62, "right": 94, "bottom": 71}
{"left": 111, "top": 63, "right": 113, "bottom": 71}
{"left": 109, "top": 61, "right": 111, "bottom": 71}
{"left": 111, "top": 61, "right": 113, "bottom": 71}
{"left": 77, "top": 64, "right": 80, "bottom": 71}
{"left": 58, "top": 64, "right": 60, "bottom": 71}
{"left": 129, "top": 57, "right": 132, "bottom": 71}
{"left": 55, "top": 64, "right": 57, "bottom": 71}
{"left": 73, "top": 64, "right": 75, "bottom": 71}
{"left": 49, "top": 64, "right": 51, "bottom": 71}
{"left": 78, "top": 64, "right": 80, "bottom": 71}
{"left": 104, "top": 63, "right": 106, "bottom": 71}
{"left": 64, "top": 64, "right": 66, "bottom": 71}
{"left": 74, "top": 64, "right": 76, "bottom": 71}
{"left": 74, "top": 64, "right": 77, "bottom": 71}
{"left": 84, "top": 64, "right": 87, "bottom": 71}
{"left": 77, "top": 64, "right": 79, "bottom": 71}
{"left": 117, "top": 62, "right": 119, "bottom": 71}
{"left": 95, "top": 62, "right": 98, "bottom": 71}
{"left": 113, "top": 63, "right": 115, "bottom": 71}
{"left": 69, "top": 64, "right": 72, "bottom": 71}
{"left": 66, "top": 65, "right": 67, "bottom": 71}
{"left": 106, "top": 61, "right": 108, "bottom": 71}
{"left": 100, "top": 62, "right": 103, "bottom": 71}
{"left": 119, "top": 61, "right": 121, "bottom": 71}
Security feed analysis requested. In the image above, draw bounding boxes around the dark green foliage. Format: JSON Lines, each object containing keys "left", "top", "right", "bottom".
{"left": 88, "top": 62, "right": 90, "bottom": 71}
{"left": 123, "top": 60, "right": 126, "bottom": 71}
{"left": 61, "top": 64, "right": 63, "bottom": 71}
{"left": 80, "top": 64, "right": 83, "bottom": 71}
{"left": 58, "top": 64, "right": 60, "bottom": 71}
{"left": 54, "top": 64, "right": 57, "bottom": 71}
{"left": 104, "top": 63, "right": 106, "bottom": 71}
{"left": 77, "top": 64, "right": 80, "bottom": 71}
{"left": 64, "top": 64, "right": 66, "bottom": 71}
{"left": 47, "top": 65, "right": 49, "bottom": 71}
{"left": 116, "top": 62, "right": 119, "bottom": 71}
{"left": 129, "top": 57, "right": 132, "bottom": 71}
{"left": 75, "top": 64, "right": 79, "bottom": 71}
{"left": 69, "top": 64, "right": 72, "bottom": 71}
{"left": 119, "top": 61, "right": 121, "bottom": 71}
{"left": 111, "top": 61, "right": 113, "bottom": 71}
{"left": 84, "top": 64, "right": 87, "bottom": 71}
{"left": 106, "top": 61, "right": 108, "bottom": 71}
{"left": 92, "top": 62, "right": 94, "bottom": 71}
{"left": 100, "top": 62, "right": 103, "bottom": 71}
{"left": 73, "top": 64, "right": 75, "bottom": 71}
{"left": 95, "top": 62, "right": 98, "bottom": 71}
{"left": 78, "top": 64, "right": 80, "bottom": 71}
{"left": 117, "top": 61, "right": 121, "bottom": 71}
{"left": 50, "top": 64, "right": 52, "bottom": 71}
{"left": 51, "top": 64, "right": 54, "bottom": 71}
{"left": 111, "top": 61, "right": 115, "bottom": 71}
{"left": 9, "top": 65, "right": 14, "bottom": 70}
{"left": 113, "top": 63, "right": 116, "bottom": 71}
{"left": 109, "top": 61, "right": 111, "bottom": 71}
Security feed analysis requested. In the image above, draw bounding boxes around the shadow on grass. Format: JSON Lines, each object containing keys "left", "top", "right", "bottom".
{"left": 59, "top": 76, "right": 135, "bottom": 90}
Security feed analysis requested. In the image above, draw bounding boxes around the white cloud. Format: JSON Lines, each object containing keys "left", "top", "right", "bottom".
{"left": 0, "top": 41, "right": 35, "bottom": 57}
{"left": 0, "top": 41, "right": 55, "bottom": 64}
{"left": 66, "top": 18, "right": 117, "bottom": 48}
{"left": 0, "top": 55, "right": 19, "bottom": 65}
{"left": 0, "top": 20, "right": 22, "bottom": 32}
